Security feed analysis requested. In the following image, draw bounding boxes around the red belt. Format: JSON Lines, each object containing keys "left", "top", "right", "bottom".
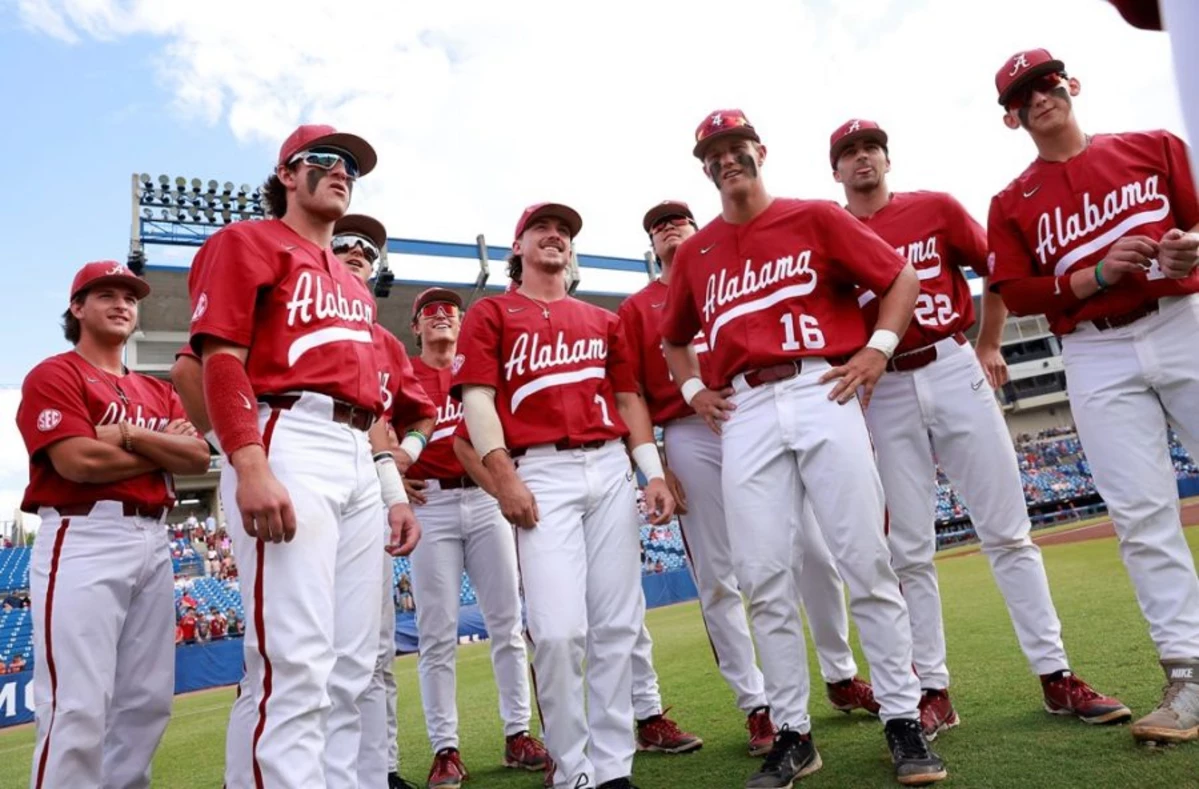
{"left": 434, "top": 476, "right": 478, "bottom": 490}
{"left": 886, "top": 333, "right": 967, "bottom": 373}
{"left": 1090, "top": 300, "right": 1159, "bottom": 331}
{"left": 740, "top": 356, "right": 851, "bottom": 389}
{"left": 510, "top": 439, "right": 608, "bottom": 459}
{"left": 55, "top": 502, "right": 168, "bottom": 520}
{"left": 259, "top": 394, "right": 375, "bottom": 432}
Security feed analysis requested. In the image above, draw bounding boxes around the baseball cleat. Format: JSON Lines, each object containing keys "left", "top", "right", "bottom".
{"left": 388, "top": 773, "right": 420, "bottom": 789}
{"left": 1131, "top": 660, "right": 1199, "bottom": 745}
{"left": 596, "top": 779, "right": 641, "bottom": 789}
{"left": 503, "top": 730, "right": 549, "bottom": 771}
{"left": 427, "top": 748, "right": 468, "bottom": 789}
{"left": 744, "top": 727, "right": 821, "bottom": 788}
{"left": 826, "top": 676, "right": 881, "bottom": 715}
{"left": 885, "top": 718, "right": 947, "bottom": 786}
{"left": 636, "top": 708, "right": 703, "bottom": 754}
{"left": 747, "top": 706, "right": 777, "bottom": 757}
{"left": 1040, "top": 670, "right": 1132, "bottom": 724}
{"left": 917, "top": 689, "right": 959, "bottom": 741}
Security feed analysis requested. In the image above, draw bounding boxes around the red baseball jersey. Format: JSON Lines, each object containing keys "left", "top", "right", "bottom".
{"left": 618, "top": 279, "right": 716, "bottom": 426}
{"left": 187, "top": 219, "right": 382, "bottom": 413}
{"left": 450, "top": 293, "right": 637, "bottom": 451}
{"left": 407, "top": 357, "right": 467, "bottom": 481}
{"left": 372, "top": 324, "right": 436, "bottom": 428}
{"left": 660, "top": 198, "right": 907, "bottom": 385}
{"left": 856, "top": 191, "right": 989, "bottom": 353}
{"left": 988, "top": 131, "right": 1199, "bottom": 335}
{"left": 18, "top": 352, "right": 187, "bottom": 513}
{"left": 179, "top": 614, "right": 197, "bottom": 641}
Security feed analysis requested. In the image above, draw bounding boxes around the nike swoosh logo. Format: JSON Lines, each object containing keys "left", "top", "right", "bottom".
{"left": 1022, "top": 186, "right": 1041, "bottom": 198}
{"left": 239, "top": 392, "right": 254, "bottom": 410}
{"left": 507, "top": 307, "right": 527, "bottom": 314}
{"left": 700, "top": 244, "right": 717, "bottom": 255}
{"left": 86, "top": 377, "right": 99, "bottom": 383}
{"left": 284, "top": 244, "right": 298, "bottom": 251}
{"left": 651, "top": 302, "right": 664, "bottom": 309}
{"left": 971, "top": 378, "right": 986, "bottom": 391}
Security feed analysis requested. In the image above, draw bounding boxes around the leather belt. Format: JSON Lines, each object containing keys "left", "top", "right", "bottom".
{"left": 259, "top": 394, "right": 375, "bottom": 432}
{"left": 743, "top": 361, "right": 803, "bottom": 389}
{"left": 56, "top": 502, "right": 168, "bottom": 520}
{"left": 434, "top": 476, "right": 478, "bottom": 490}
{"left": 1090, "top": 300, "right": 1159, "bottom": 331}
{"left": 510, "top": 439, "right": 607, "bottom": 459}
{"left": 886, "top": 333, "right": 967, "bottom": 373}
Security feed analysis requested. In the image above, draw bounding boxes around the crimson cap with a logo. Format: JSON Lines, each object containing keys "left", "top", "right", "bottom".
{"left": 70, "top": 261, "right": 151, "bottom": 302}
{"left": 693, "top": 109, "right": 761, "bottom": 159}
{"left": 642, "top": 200, "right": 695, "bottom": 234}
{"left": 1107, "top": 0, "right": 1161, "bottom": 31}
{"left": 334, "top": 214, "right": 387, "bottom": 249}
{"left": 277, "top": 124, "right": 378, "bottom": 177}
{"left": 829, "top": 119, "right": 888, "bottom": 167}
{"left": 513, "top": 202, "right": 583, "bottom": 242}
{"left": 412, "top": 287, "right": 464, "bottom": 321}
{"left": 995, "top": 49, "right": 1066, "bottom": 106}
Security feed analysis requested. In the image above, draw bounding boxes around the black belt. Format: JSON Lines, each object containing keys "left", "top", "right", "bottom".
{"left": 259, "top": 395, "right": 375, "bottom": 432}
{"left": 55, "top": 502, "right": 168, "bottom": 520}
{"left": 1090, "top": 300, "right": 1159, "bottom": 331}
{"left": 886, "top": 333, "right": 967, "bottom": 373}
{"left": 433, "top": 476, "right": 478, "bottom": 490}
{"left": 510, "top": 439, "right": 607, "bottom": 459}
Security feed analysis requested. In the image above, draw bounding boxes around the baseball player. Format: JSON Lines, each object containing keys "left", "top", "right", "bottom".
{"left": 829, "top": 118, "right": 1131, "bottom": 738}
{"left": 17, "top": 261, "right": 211, "bottom": 788}
{"left": 453, "top": 202, "right": 675, "bottom": 789}
{"left": 187, "top": 124, "right": 421, "bottom": 789}
{"left": 619, "top": 201, "right": 878, "bottom": 755}
{"left": 398, "top": 285, "right": 548, "bottom": 788}
{"left": 660, "top": 109, "right": 945, "bottom": 787}
{"left": 988, "top": 49, "right": 1199, "bottom": 745}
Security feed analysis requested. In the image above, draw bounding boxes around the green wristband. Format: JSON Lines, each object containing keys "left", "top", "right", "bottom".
{"left": 1094, "top": 260, "right": 1109, "bottom": 290}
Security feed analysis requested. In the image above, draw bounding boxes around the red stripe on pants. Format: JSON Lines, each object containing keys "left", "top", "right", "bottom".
{"left": 34, "top": 518, "right": 72, "bottom": 789}
{"left": 251, "top": 409, "right": 282, "bottom": 789}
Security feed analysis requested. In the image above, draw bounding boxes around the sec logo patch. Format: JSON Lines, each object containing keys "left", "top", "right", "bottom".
{"left": 451, "top": 354, "right": 465, "bottom": 375}
{"left": 36, "top": 409, "right": 62, "bottom": 432}
{"left": 191, "top": 293, "right": 209, "bottom": 323}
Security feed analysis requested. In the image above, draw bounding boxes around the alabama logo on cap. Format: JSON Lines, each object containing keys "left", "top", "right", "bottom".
{"left": 37, "top": 409, "right": 63, "bottom": 432}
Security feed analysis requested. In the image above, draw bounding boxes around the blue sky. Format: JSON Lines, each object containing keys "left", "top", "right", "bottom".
{"left": 0, "top": 0, "right": 1188, "bottom": 519}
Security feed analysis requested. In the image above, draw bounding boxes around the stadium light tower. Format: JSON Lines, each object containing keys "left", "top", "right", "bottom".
{"left": 128, "top": 172, "right": 265, "bottom": 273}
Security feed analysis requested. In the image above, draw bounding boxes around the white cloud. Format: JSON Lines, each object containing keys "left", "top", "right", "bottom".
{"left": 15, "top": 0, "right": 1186, "bottom": 280}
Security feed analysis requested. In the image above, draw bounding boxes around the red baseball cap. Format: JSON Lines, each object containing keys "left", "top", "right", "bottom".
{"left": 1107, "top": 0, "right": 1161, "bottom": 31}
{"left": 333, "top": 214, "right": 387, "bottom": 249}
{"left": 829, "top": 119, "right": 888, "bottom": 167}
{"left": 412, "top": 287, "right": 464, "bottom": 321}
{"left": 995, "top": 49, "right": 1066, "bottom": 106}
{"left": 278, "top": 124, "right": 378, "bottom": 177}
{"left": 70, "top": 261, "right": 151, "bottom": 302}
{"left": 513, "top": 203, "right": 583, "bottom": 242}
{"left": 693, "top": 109, "right": 761, "bottom": 159}
{"left": 642, "top": 200, "right": 695, "bottom": 233}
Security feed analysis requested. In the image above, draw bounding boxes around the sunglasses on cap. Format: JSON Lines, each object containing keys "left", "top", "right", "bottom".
{"left": 287, "top": 147, "right": 361, "bottom": 179}
{"left": 1006, "top": 72, "right": 1068, "bottom": 111}
{"left": 650, "top": 216, "right": 693, "bottom": 234}
{"left": 331, "top": 234, "right": 380, "bottom": 263}
{"left": 417, "top": 302, "right": 460, "bottom": 320}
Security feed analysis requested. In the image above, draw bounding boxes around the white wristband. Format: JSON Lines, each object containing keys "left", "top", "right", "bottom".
{"left": 631, "top": 442, "right": 665, "bottom": 482}
{"left": 398, "top": 434, "right": 424, "bottom": 464}
{"left": 679, "top": 377, "right": 705, "bottom": 406}
{"left": 866, "top": 329, "right": 900, "bottom": 359}
{"left": 374, "top": 454, "right": 409, "bottom": 507}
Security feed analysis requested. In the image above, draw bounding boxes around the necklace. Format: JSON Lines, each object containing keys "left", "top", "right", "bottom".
{"left": 517, "top": 291, "right": 552, "bottom": 320}
{"left": 73, "top": 349, "right": 130, "bottom": 406}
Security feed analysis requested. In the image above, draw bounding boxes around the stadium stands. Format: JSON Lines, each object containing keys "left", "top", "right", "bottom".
{"left": 0, "top": 608, "right": 33, "bottom": 665}
{"left": 0, "top": 547, "right": 30, "bottom": 594}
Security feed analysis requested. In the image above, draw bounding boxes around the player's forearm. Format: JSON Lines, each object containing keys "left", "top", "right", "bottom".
{"left": 995, "top": 275, "right": 1085, "bottom": 316}
{"left": 453, "top": 436, "right": 500, "bottom": 498}
{"left": 48, "top": 438, "right": 160, "bottom": 484}
{"left": 170, "top": 356, "right": 211, "bottom": 434}
{"left": 202, "top": 341, "right": 264, "bottom": 465}
{"left": 367, "top": 418, "right": 393, "bottom": 454}
{"left": 127, "top": 427, "right": 212, "bottom": 476}
{"left": 615, "top": 391, "right": 656, "bottom": 449}
{"left": 662, "top": 341, "right": 702, "bottom": 390}
{"left": 976, "top": 284, "right": 1008, "bottom": 349}
{"left": 874, "top": 264, "right": 920, "bottom": 337}
{"left": 394, "top": 416, "right": 435, "bottom": 467}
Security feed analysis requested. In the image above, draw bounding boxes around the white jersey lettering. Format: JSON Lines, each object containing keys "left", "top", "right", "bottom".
{"left": 702, "top": 251, "right": 818, "bottom": 348}
{"left": 285, "top": 270, "right": 375, "bottom": 327}
{"left": 503, "top": 331, "right": 608, "bottom": 380}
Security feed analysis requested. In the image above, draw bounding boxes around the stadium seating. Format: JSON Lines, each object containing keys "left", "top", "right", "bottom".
{"left": 0, "top": 608, "right": 33, "bottom": 665}
{"left": 0, "top": 547, "right": 31, "bottom": 594}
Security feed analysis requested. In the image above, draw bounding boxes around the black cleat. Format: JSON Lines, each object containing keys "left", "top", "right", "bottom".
{"left": 597, "top": 779, "right": 640, "bottom": 789}
{"left": 885, "top": 718, "right": 948, "bottom": 786}
{"left": 745, "top": 727, "right": 822, "bottom": 788}
{"left": 387, "top": 772, "right": 420, "bottom": 789}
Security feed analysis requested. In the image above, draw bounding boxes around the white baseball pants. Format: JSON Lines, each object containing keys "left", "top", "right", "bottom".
{"left": 358, "top": 548, "right": 400, "bottom": 782}
{"left": 1061, "top": 294, "right": 1199, "bottom": 660}
{"left": 222, "top": 393, "right": 384, "bottom": 789}
{"left": 515, "top": 440, "right": 643, "bottom": 789}
{"left": 409, "top": 483, "right": 531, "bottom": 753}
{"left": 29, "top": 502, "right": 174, "bottom": 789}
{"left": 866, "top": 336, "right": 1069, "bottom": 688}
{"left": 792, "top": 499, "right": 860, "bottom": 685}
{"left": 722, "top": 360, "right": 921, "bottom": 731}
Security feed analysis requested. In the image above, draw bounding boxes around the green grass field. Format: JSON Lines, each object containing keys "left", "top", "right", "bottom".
{"left": 3, "top": 527, "right": 1198, "bottom": 788}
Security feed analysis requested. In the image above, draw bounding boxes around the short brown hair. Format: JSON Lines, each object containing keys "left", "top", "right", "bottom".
{"left": 507, "top": 253, "right": 522, "bottom": 284}
{"left": 61, "top": 296, "right": 84, "bottom": 344}
{"left": 261, "top": 162, "right": 299, "bottom": 220}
